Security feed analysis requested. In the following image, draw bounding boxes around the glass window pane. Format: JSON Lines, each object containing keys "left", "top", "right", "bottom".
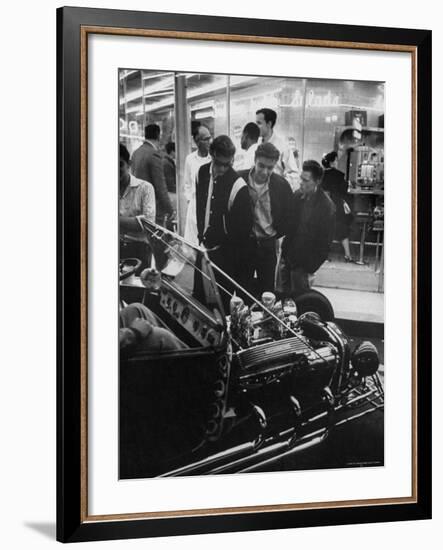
{"left": 229, "top": 75, "right": 304, "bottom": 188}
{"left": 182, "top": 73, "right": 228, "bottom": 143}
{"left": 141, "top": 71, "right": 176, "bottom": 147}
{"left": 119, "top": 70, "right": 144, "bottom": 155}
{"left": 302, "top": 79, "right": 384, "bottom": 163}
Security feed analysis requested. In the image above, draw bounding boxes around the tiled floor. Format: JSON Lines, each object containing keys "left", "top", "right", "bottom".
{"left": 314, "top": 256, "right": 383, "bottom": 293}
{"left": 314, "top": 285, "right": 384, "bottom": 324}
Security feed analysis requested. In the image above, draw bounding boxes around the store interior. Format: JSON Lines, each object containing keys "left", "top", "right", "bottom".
{"left": 119, "top": 69, "right": 385, "bottom": 300}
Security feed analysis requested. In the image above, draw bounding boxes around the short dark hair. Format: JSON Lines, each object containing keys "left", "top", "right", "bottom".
{"left": 256, "top": 108, "right": 277, "bottom": 128}
{"left": 119, "top": 143, "right": 130, "bottom": 164}
{"left": 165, "top": 141, "right": 175, "bottom": 155}
{"left": 255, "top": 142, "right": 280, "bottom": 162}
{"left": 242, "top": 122, "right": 260, "bottom": 142}
{"left": 145, "top": 124, "right": 161, "bottom": 140}
{"left": 210, "top": 135, "right": 236, "bottom": 159}
{"left": 321, "top": 151, "right": 338, "bottom": 168}
{"left": 303, "top": 160, "right": 324, "bottom": 182}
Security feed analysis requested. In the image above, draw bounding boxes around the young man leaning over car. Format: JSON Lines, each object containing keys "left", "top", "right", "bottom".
{"left": 237, "top": 141, "right": 293, "bottom": 297}
{"left": 195, "top": 135, "right": 253, "bottom": 300}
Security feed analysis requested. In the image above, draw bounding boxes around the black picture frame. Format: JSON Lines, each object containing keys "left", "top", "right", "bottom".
{"left": 57, "top": 6, "right": 432, "bottom": 543}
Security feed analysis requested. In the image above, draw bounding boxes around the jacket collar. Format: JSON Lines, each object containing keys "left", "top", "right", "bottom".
{"left": 144, "top": 139, "right": 158, "bottom": 150}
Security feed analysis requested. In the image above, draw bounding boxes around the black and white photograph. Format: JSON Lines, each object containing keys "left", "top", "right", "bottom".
{"left": 51, "top": 4, "right": 431, "bottom": 544}
{"left": 118, "top": 69, "right": 385, "bottom": 479}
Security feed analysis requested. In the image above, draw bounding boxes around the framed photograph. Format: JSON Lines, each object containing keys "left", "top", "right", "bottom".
{"left": 57, "top": 6, "right": 432, "bottom": 543}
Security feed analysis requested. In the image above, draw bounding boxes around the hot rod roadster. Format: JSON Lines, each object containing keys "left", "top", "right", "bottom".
{"left": 119, "top": 220, "right": 384, "bottom": 478}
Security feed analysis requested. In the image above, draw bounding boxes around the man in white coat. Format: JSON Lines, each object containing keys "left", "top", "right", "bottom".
{"left": 255, "top": 107, "right": 299, "bottom": 179}
{"left": 183, "top": 125, "right": 212, "bottom": 244}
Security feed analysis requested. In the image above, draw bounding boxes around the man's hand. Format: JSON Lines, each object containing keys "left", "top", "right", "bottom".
{"left": 119, "top": 328, "right": 137, "bottom": 349}
{"left": 165, "top": 211, "right": 177, "bottom": 231}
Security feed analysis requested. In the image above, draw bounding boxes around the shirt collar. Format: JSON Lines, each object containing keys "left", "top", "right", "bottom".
{"left": 248, "top": 168, "right": 270, "bottom": 189}
{"left": 261, "top": 131, "right": 278, "bottom": 144}
{"left": 195, "top": 149, "right": 210, "bottom": 159}
{"left": 129, "top": 174, "right": 140, "bottom": 188}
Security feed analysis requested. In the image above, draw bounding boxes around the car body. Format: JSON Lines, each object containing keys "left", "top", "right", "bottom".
{"left": 119, "top": 220, "right": 384, "bottom": 478}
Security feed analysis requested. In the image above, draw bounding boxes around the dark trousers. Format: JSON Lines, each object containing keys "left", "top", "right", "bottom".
{"left": 208, "top": 246, "right": 240, "bottom": 311}
{"left": 244, "top": 237, "right": 277, "bottom": 298}
{"left": 193, "top": 244, "right": 249, "bottom": 312}
{"left": 278, "top": 256, "right": 311, "bottom": 297}
{"left": 192, "top": 246, "right": 231, "bottom": 313}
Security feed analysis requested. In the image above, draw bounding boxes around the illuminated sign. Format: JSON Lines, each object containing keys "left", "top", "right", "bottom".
{"left": 306, "top": 90, "right": 339, "bottom": 107}
{"left": 284, "top": 89, "right": 340, "bottom": 108}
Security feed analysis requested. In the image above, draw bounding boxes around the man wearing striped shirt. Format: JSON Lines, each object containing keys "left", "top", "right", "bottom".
{"left": 119, "top": 143, "right": 156, "bottom": 270}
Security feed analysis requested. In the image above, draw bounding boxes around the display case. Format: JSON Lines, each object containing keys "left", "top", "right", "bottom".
{"left": 332, "top": 125, "right": 384, "bottom": 288}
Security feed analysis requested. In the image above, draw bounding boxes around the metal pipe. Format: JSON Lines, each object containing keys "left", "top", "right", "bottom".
{"left": 302, "top": 386, "right": 379, "bottom": 427}
{"left": 159, "top": 440, "right": 257, "bottom": 477}
{"left": 210, "top": 425, "right": 328, "bottom": 475}
{"left": 174, "top": 74, "right": 191, "bottom": 235}
{"left": 335, "top": 404, "right": 383, "bottom": 427}
{"left": 238, "top": 432, "right": 328, "bottom": 473}
{"left": 340, "top": 387, "right": 377, "bottom": 407}
{"left": 300, "top": 78, "right": 307, "bottom": 162}
{"left": 226, "top": 75, "right": 231, "bottom": 136}
{"left": 209, "top": 439, "right": 291, "bottom": 475}
{"left": 141, "top": 70, "right": 146, "bottom": 129}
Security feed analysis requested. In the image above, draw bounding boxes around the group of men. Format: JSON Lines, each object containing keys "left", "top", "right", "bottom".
{"left": 183, "top": 107, "right": 335, "bottom": 300}
{"left": 119, "top": 107, "right": 336, "bottom": 302}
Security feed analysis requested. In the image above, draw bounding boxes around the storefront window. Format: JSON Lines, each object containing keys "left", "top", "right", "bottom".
{"left": 184, "top": 73, "right": 228, "bottom": 143}
{"left": 141, "top": 70, "right": 175, "bottom": 147}
{"left": 119, "top": 69, "right": 385, "bottom": 294}
{"left": 229, "top": 76, "right": 304, "bottom": 187}
{"left": 119, "top": 70, "right": 144, "bottom": 155}
{"left": 303, "top": 79, "right": 384, "bottom": 164}
{"left": 119, "top": 70, "right": 177, "bottom": 153}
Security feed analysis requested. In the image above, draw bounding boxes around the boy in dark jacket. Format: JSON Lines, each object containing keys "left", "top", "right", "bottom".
{"left": 195, "top": 135, "right": 252, "bottom": 300}
{"left": 281, "top": 160, "right": 335, "bottom": 296}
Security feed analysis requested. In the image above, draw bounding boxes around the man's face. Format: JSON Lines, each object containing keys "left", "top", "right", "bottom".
{"left": 300, "top": 170, "right": 318, "bottom": 196}
{"left": 195, "top": 127, "right": 212, "bottom": 155}
{"left": 254, "top": 156, "right": 277, "bottom": 184}
{"left": 119, "top": 159, "right": 130, "bottom": 183}
{"left": 211, "top": 153, "right": 233, "bottom": 179}
{"left": 255, "top": 113, "right": 272, "bottom": 138}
